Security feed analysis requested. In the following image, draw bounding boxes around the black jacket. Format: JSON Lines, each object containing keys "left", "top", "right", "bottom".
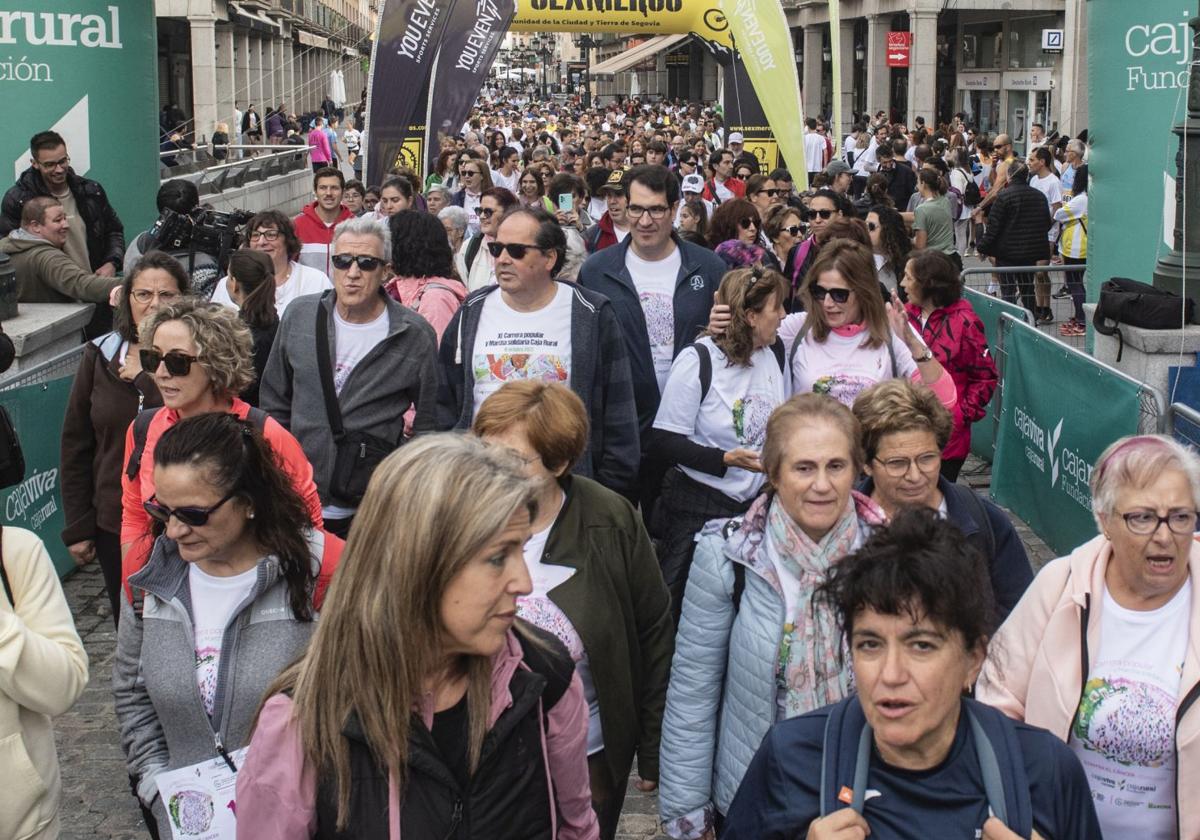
{"left": 313, "top": 626, "right": 574, "bottom": 839}
{"left": 975, "top": 181, "right": 1052, "bottom": 265}
{"left": 885, "top": 163, "right": 917, "bottom": 210}
{"left": 0, "top": 167, "right": 125, "bottom": 271}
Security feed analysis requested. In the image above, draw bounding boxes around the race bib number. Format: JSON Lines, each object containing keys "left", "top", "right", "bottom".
{"left": 155, "top": 747, "right": 248, "bottom": 840}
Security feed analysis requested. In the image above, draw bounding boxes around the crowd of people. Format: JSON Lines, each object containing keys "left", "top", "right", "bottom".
{"left": 2, "top": 93, "right": 1189, "bottom": 840}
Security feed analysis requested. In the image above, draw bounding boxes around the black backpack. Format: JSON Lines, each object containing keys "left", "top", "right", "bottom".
{"left": 960, "top": 170, "right": 982, "bottom": 206}
{"left": 1092, "top": 277, "right": 1194, "bottom": 362}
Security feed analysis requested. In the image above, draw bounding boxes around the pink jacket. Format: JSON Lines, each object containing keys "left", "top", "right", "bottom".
{"left": 235, "top": 630, "right": 600, "bottom": 840}
{"left": 384, "top": 275, "right": 468, "bottom": 344}
{"left": 977, "top": 534, "right": 1200, "bottom": 839}
{"left": 307, "top": 129, "right": 331, "bottom": 164}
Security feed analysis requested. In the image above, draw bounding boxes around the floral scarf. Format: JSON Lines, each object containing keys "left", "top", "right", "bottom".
{"left": 764, "top": 492, "right": 882, "bottom": 719}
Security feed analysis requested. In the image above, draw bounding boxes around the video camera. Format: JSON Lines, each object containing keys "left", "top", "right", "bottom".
{"left": 145, "top": 206, "right": 254, "bottom": 272}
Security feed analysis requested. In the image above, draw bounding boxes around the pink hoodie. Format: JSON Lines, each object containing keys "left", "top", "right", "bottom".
{"left": 235, "top": 630, "right": 600, "bottom": 840}
{"left": 384, "top": 275, "right": 468, "bottom": 344}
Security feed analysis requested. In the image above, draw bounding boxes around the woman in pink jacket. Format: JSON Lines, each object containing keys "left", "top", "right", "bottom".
{"left": 977, "top": 434, "right": 1200, "bottom": 840}
{"left": 236, "top": 434, "right": 599, "bottom": 840}
{"left": 307, "top": 117, "right": 332, "bottom": 172}
{"left": 383, "top": 210, "right": 467, "bottom": 343}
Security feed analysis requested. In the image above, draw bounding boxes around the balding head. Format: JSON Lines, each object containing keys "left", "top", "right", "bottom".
{"left": 21, "top": 196, "right": 59, "bottom": 228}
{"left": 994, "top": 134, "right": 1012, "bottom": 149}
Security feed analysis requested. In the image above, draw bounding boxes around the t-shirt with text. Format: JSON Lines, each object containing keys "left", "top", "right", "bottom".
{"left": 780, "top": 313, "right": 918, "bottom": 407}
{"left": 189, "top": 564, "right": 258, "bottom": 717}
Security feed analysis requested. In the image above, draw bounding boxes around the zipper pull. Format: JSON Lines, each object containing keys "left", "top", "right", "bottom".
{"left": 214, "top": 731, "right": 238, "bottom": 772}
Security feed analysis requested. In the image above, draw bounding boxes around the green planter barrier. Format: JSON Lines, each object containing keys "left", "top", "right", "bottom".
{"left": 0, "top": 377, "right": 76, "bottom": 578}
{"left": 991, "top": 315, "right": 1144, "bottom": 557}
{"left": 963, "top": 288, "right": 1032, "bottom": 463}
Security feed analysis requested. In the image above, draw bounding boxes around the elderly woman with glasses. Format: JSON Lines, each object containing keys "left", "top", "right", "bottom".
{"left": 120, "top": 299, "right": 323, "bottom": 577}
{"left": 210, "top": 210, "right": 331, "bottom": 315}
{"left": 978, "top": 434, "right": 1200, "bottom": 840}
{"left": 61, "top": 253, "right": 189, "bottom": 627}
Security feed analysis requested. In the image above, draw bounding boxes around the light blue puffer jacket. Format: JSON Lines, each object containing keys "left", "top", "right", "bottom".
{"left": 658, "top": 491, "right": 881, "bottom": 839}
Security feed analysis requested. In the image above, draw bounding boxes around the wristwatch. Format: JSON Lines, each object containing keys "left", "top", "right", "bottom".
{"left": 913, "top": 348, "right": 933, "bottom": 363}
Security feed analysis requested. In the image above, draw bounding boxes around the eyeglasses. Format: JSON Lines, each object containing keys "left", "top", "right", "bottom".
{"left": 805, "top": 209, "right": 836, "bottom": 221}
{"left": 781, "top": 225, "right": 803, "bottom": 236}
{"left": 36, "top": 155, "right": 70, "bottom": 171}
{"left": 478, "top": 207, "right": 496, "bottom": 219}
{"left": 140, "top": 348, "right": 201, "bottom": 377}
{"left": 130, "top": 289, "right": 182, "bottom": 305}
{"left": 248, "top": 229, "right": 282, "bottom": 242}
{"left": 1120, "top": 509, "right": 1199, "bottom": 535}
{"left": 874, "top": 452, "right": 941, "bottom": 477}
{"left": 738, "top": 217, "right": 759, "bottom": 230}
{"left": 331, "top": 253, "right": 385, "bottom": 271}
{"left": 144, "top": 488, "right": 238, "bottom": 528}
{"left": 867, "top": 222, "right": 879, "bottom": 232}
{"left": 487, "top": 241, "right": 547, "bottom": 260}
{"left": 752, "top": 188, "right": 780, "bottom": 198}
{"left": 809, "top": 284, "right": 851, "bottom": 304}
{"left": 460, "top": 169, "right": 480, "bottom": 177}
{"left": 628, "top": 204, "right": 671, "bottom": 221}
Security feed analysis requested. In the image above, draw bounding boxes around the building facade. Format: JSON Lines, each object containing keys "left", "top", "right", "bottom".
{"left": 786, "top": 0, "right": 1087, "bottom": 148}
{"left": 155, "top": 0, "right": 373, "bottom": 144}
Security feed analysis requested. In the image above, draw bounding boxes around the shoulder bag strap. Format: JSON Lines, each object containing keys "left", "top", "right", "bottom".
{"left": 967, "top": 706, "right": 1010, "bottom": 827}
{"left": 0, "top": 524, "right": 11, "bottom": 607}
{"left": 693, "top": 343, "right": 712, "bottom": 403}
{"left": 788, "top": 317, "right": 813, "bottom": 374}
{"left": 314, "top": 303, "right": 346, "bottom": 440}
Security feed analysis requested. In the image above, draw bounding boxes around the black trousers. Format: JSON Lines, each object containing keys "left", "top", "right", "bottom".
{"left": 95, "top": 529, "right": 122, "bottom": 628}
{"left": 588, "top": 751, "right": 625, "bottom": 840}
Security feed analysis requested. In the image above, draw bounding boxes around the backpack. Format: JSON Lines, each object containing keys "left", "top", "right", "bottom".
{"left": 961, "top": 172, "right": 983, "bottom": 206}
{"left": 124, "top": 406, "right": 268, "bottom": 481}
{"left": 818, "top": 694, "right": 1033, "bottom": 835}
{"left": 463, "top": 234, "right": 485, "bottom": 274}
{"left": 692, "top": 338, "right": 786, "bottom": 402}
{"left": 787, "top": 317, "right": 898, "bottom": 383}
{"left": 1092, "top": 277, "right": 1195, "bottom": 362}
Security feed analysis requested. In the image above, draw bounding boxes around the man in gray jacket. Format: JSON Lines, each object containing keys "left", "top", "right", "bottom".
{"left": 261, "top": 215, "right": 439, "bottom": 536}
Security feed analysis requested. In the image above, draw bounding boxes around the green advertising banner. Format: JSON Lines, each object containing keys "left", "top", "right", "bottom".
{"left": 964, "top": 288, "right": 1032, "bottom": 462}
{"left": 0, "top": 377, "right": 76, "bottom": 577}
{"left": 0, "top": 2, "right": 161, "bottom": 234}
{"left": 1087, "top": 0, "right": 1196, "bottom": 291}
{"left": 992, "top": 316, "right": 1143, "bottom": 556}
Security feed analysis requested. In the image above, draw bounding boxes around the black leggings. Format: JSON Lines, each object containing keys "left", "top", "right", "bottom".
{"left": 95, "top": 529, "right": 122, "bottom": 628}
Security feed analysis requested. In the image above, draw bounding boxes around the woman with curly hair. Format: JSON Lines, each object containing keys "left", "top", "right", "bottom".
{"left": 867, "top": 204, "right": 910, "bottom": 291}
{"left": 384, "top": 210, "right": 467, "bottom": 342}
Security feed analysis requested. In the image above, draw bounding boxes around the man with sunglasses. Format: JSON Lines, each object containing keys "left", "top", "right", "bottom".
{"left": 261, "top": 216, "right": 439, "bottom": 538}
{"left": 1, "top": 130, "right": 124, "bottom": 277}
{"left": 437, "top": 206, "right": 639, "bottom": 495}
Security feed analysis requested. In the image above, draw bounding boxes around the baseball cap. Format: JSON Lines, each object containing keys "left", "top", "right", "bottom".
{"left": 681, "top": 173, "right": 705, "bottom": 194}
{"left": 599, "top": 168, "right": 627, "bottom": 194}
{"left": 728, "top": 132, "right": 744, "bottom": 144}
{"left": 824, "top": 160, "right": 852, "bottom": 177}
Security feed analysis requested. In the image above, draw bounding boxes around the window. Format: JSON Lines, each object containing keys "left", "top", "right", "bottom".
{"left": 1007, "top": 15, "right": 1060, "bottom": 69}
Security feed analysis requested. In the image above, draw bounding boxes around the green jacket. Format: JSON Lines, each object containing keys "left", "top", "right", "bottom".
{"left": 0, "top": 234, "right": 117, "bottom": 304}
{"left": 543, "top": 474, "right": 674, "bottom": 787}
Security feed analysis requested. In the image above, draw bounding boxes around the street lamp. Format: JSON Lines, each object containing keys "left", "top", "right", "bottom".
{"left": 574, "top": 33, "right": 598, "bottom": 108}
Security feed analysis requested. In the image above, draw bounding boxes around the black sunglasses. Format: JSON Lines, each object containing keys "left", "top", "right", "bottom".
{"left": 331, "top": 254, "right": 385, "bottom": 271}
{"left": 144, "top": 487, "right": 238, "bottom": 528}
{"left": 478, "top": 207, "right": 497, "bottom": 219}
{"left": 140, "top": 348, "right": 200, "bottom": 377}
{"left": 738, "top": 217, "right": 759, "bottom": 230}
{"left": 805, "top": 209, "right": 836, "bottom": 221}
{"left": 782, "top": 225, "right": 803, "bottom": 236}
{"left": 867, "top": 221, "right": 879, "bottom": 232}
{"left": 754, "top": 188, "right": 780, "bottom": 197}
{"left": 810, "top": 284, "right": 852, "bottom": 304}
{"left": 487, "top": 241, "right": 546, "bottom": 260}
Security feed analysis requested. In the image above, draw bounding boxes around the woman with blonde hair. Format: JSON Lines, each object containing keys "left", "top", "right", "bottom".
{"left": 236, "top": 434, "right": 600, "bottom": 839}
{"left": 474, "top": 381, "right": 673, "bottom": 840}
{"left": 651, "top": 265, "right": 789, "bottom": 623}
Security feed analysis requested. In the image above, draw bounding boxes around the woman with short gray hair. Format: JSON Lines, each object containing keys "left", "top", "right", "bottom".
{"left": 439, "top": 205, "right": 470, "bottom": 254}
{"left": 978, "top": 433, "right": 1200, "bottom": 839}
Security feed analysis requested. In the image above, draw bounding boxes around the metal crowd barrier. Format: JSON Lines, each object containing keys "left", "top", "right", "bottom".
{"left": 1167, "top": 402, "right": 1200, "bottom": 450}
{"left": 960, "top": 264, "right": 1088, "bottom": 350}
{"left": 0, "top": 343, "right": 85, "bottom": 392}
{"left": 159, "top": 144, "right": 312, "bottom": 194}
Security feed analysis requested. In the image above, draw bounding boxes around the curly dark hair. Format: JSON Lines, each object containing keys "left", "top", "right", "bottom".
{"left": 708, "top": 198, "right": 760, "bottom": 248}
{"left": 152, "top": 412, "right": 317, "bottom": 621}
{"left": 870, "top": 204, "right": 910, "bottom": 277}
{"left": 246, "top": 210, "right": 302, "bottom": 262}
{"left": 815, "top": 506, "right": 997, "bottom": 657}
{"left": 388, "top": 210, "right": 458, "bottom": 281}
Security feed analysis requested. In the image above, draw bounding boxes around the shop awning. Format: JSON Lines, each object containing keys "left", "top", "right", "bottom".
{"left": 229, "top": 1, "right": 281, "bottom": 34}
{"left": 590, "top": 34, "right": 689, "bottom": 78}
{"left": 296, "top": 28, "right": 331, "bottom": 50}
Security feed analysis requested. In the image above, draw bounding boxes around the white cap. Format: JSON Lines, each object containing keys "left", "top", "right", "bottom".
{"left": 681, "top": 173, "right": 705, "bottom": 193}
{"left": 728, "top": 132, "right": 744, "bottom": 144}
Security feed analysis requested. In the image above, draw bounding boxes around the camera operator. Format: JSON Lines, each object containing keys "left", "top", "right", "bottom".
{"left": 123, "top": 180, "right": 236, "bottom": 299}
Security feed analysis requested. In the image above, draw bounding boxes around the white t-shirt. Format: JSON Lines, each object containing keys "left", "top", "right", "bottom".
{"left": 491, "top": 168, "right": 521, "bottom": 194}
{"left": 471, "top": 283, "right": 573, "bottom": 415}
{"left": 653, "top": 337, "right": 786, "bottom": 502}
{"left": 712, "top": 178, "right": 735, "bottom": 204}
{"left": 1030, "top": 173, "right": 1064, "bottom": 209}
{"left": 189, "top": 564, "right": 259, "bottom": 717}
{"left": 612, "top": 224, "right": 630, "bottom": 243}
{"left": 625, "top": 246, "right": 681, "bottom": 393}
{"left": 804, "top": 132, "right": 826, "bottom": 172}
{"left": 587, "top": 196, "right": 607, "bottom": 222}
{"left": 332, "top": 305, "right": 389, "bottom": 395}
{"left": 210, "top": 261, "right": 332, "bottom": 315}
{"left": 514, "top": 497, "right": 604, "bottom": 754}
{"left": 1069, "top": 580, "right": 1191, "bottom": 840}
{"left": 780, "top": 313, "right": 919, "bottom": 407}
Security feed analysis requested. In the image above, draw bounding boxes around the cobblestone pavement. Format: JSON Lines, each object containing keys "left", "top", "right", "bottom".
{"left": 53, "top": 457, "right": 1052, "bottom": 840}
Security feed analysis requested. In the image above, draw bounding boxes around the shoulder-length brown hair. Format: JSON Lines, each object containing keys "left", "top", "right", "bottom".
{"left": 705, "top": 266, "right": 788, "bottom": 366}
{"left": 259, "top": 435, "right": 540, "bottom": 830}
{"left": 802, "top": 238, "right": 890, "bottom": 349}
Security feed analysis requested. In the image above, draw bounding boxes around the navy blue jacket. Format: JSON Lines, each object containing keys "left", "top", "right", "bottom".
{"left": 857, "top": 475, "right": 1033, "bottom": 622}
{"left": 577, "top": 234, "right": 726, "bottom": 435}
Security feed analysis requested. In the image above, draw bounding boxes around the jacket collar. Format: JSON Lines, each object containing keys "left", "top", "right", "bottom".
{"left": 599, "top": 232, "right": 699, "bottom": 290}
{"left": 127, "top": 534, "right": 279, "bottom": 608}
{"left": 412, "top": 630, "right": 531, "bottom": 732}
{"left": 319, "top": 288, "right": 412, "bottom": 338}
